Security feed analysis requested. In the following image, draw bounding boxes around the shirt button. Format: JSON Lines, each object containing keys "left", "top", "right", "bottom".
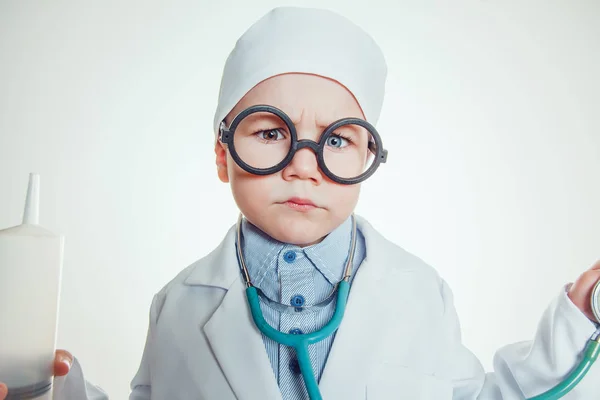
{"left": 289, "top": 358, "right": 301, "bottom": 375}
{"left": 289, "top": 328, "right": 303, "bottom": 335}
{"left": 283, "top": 250, "right": 297, "bottom": 263}
{"left": 290, "top": 295, "right": 305, "bottom": 307}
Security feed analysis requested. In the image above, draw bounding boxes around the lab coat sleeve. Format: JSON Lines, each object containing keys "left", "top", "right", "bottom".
{"left": 50, "top": 291, "right": 163, "bottom": 400}
{"left": 51, "top": 357, "right": 108, "bottom": 400}
{"left": 440, "top": 281, "right": 600, "bottom": 399}
{"left": 128, "top": 290, "right": 166, "bottom": 400}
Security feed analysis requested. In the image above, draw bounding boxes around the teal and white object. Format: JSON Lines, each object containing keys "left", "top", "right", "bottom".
{"left": 0, "top": 174, "right": 64, "bottom": 399}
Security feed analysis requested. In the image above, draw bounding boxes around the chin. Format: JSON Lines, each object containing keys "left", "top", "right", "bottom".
{"left": 268, "top": 212, "right": 331, "bottom": 246}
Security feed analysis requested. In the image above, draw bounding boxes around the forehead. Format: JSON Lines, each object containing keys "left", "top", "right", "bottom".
{"left": 228, "top": 73, "right": 365, "bottom": 124}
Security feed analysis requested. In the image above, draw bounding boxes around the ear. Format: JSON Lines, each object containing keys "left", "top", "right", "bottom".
{"left": 214, "top": 139, "right": 229, "bottom": 183}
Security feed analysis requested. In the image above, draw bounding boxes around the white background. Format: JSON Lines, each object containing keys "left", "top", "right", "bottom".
{"left": 1, "top": 0, "right": 599, "bottom": 398}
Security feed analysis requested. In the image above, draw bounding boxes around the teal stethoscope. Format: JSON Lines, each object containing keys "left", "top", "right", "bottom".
{"left": 235, "top": 213, "right": 358, "bottom": 400}
{"left": 234, "top": 214, "right": 600, "bottom": 400}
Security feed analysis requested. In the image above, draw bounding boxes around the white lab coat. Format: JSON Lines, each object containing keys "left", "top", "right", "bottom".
{"left": 52, "top": 216, "right": 599, "bottom": 399}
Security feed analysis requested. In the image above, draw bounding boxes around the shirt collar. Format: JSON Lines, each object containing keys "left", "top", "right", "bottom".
{"left": 240, "top": 216, "right": 354, "bottom": 287}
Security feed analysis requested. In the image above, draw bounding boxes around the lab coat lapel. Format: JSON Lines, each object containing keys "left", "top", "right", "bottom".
{"left": 201, "top": 248, "right": 283, "bottom": 400}
{"left": 319, "top": 217, "right": 420, "bottom": 398}
{"left": 318, "top": 256, "right": 383, "bottom": 398}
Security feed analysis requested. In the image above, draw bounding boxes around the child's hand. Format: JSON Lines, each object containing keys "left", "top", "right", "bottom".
{"left": 0, "top": 349, "right": 72, "bottom": 400}
{"left": 567, "top": 260, "right": 600, "bottom": 323}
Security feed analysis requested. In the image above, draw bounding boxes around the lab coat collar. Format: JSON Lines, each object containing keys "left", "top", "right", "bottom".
{"left": 183, "top": 223, "right": 282, "bottom": 399}
{"left": 183, "top": 223, "right": 239, "bottom": 289}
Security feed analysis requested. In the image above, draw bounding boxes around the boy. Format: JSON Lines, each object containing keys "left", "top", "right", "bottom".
{"left": 3, "top": 6, "right": 599, "bottom": 400}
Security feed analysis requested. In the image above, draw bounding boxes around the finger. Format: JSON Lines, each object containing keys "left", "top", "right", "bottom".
{"left": 0, "top": 383, "right": 7, "bottom": 400}
{"left": 53, "top": 349, "right": 73, "bottom": 377}
{"left": 590, "top": 260, "right": 600, "bottom": 271}
{"left": 581, "top": 269, "right": 600, "bottom": 288}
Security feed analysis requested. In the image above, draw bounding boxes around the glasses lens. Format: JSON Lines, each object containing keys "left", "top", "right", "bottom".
{"left": 322, "top": 123, "right": 377, "bottom": 180}
{"left": 232, "top": 111, "right": 292, "bottom": 170}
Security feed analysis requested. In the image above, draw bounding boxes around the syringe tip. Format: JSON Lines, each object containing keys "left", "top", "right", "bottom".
{"left": 23, "top": 173, "right": 40, "bottom": 225}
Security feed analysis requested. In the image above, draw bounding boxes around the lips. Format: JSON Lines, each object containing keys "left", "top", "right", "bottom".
{"left": 285, "top": 197, "right": 316, "bottom": 207}
{"left": 281, "top": 197, "right": 320, "bottom": 212}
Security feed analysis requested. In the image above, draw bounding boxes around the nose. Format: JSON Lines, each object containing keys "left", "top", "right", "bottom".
{"left": 281, "top": 146, "right": 323, "bottom": 185}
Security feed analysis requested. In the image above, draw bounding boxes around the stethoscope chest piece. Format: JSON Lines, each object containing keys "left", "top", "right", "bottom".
{"left": 591, "top": 280, "right": 600, "bottom": 324}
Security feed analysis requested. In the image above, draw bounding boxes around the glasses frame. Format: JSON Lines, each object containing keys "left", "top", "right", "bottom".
{"left": 219, "top": 104, "right": 388, "bottom": 185}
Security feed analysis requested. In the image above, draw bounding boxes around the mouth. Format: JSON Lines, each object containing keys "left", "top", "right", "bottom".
{"left": 280, "top": 197, "right": 320, "bottom": 212}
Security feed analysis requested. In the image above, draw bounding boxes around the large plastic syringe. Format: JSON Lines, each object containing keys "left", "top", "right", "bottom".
{"left": 0, "top": 174, "right": 64, "bottom": 399}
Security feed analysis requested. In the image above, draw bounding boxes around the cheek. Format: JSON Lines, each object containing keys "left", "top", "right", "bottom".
{"left": 228, "top": 165, "right": 274, "bottom": 214}
{"left": 327, "top": 183, "right": 361, "bottom": 214}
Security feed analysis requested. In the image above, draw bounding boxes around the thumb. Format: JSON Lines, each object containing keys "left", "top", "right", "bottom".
{"left": 0, "top": 383, "right": 7, "bottom": 400}
{"left": 53, "top": 350, "right": 74, "bottom": 377}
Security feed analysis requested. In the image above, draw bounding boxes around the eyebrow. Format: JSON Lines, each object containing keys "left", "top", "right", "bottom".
{"left": 290, "top": 110, "right": 359, "bottom": 130}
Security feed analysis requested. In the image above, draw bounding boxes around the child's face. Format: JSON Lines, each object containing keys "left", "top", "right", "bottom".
{"left": 215, "top": 73, "right": 365, "bottom": 246}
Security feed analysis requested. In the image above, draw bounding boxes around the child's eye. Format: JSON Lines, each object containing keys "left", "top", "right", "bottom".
{"left": 256, "top": 129, "right": 285, "bottom": 141}
{"left": 326, "top": 134, "right": 350, "bottom": 148}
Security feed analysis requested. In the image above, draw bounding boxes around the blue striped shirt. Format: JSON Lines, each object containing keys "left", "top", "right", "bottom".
{"left": 241, "top": 216, "right": 366, "bottom": 400}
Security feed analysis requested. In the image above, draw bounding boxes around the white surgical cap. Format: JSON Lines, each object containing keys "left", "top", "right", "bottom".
{"left": 212, "top": 6, "right": 388, "bottom": 135}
